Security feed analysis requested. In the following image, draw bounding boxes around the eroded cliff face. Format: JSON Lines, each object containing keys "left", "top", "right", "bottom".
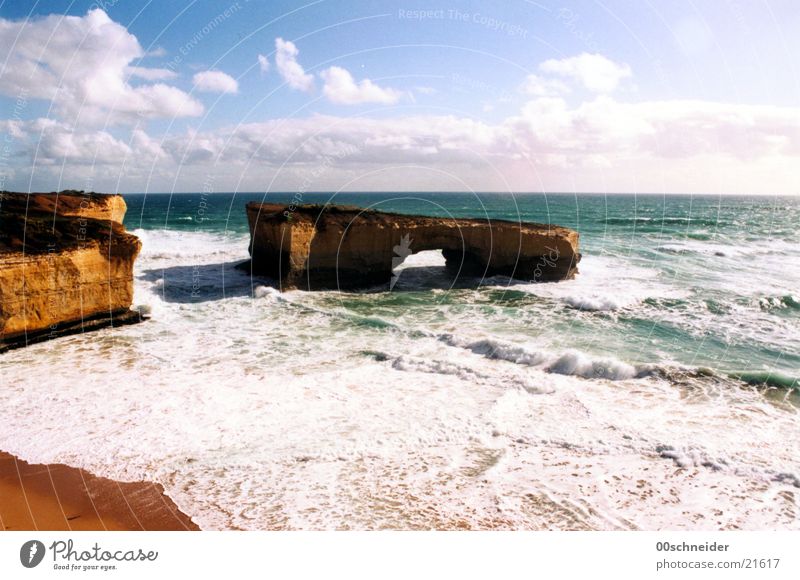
{"left": 0, "top": 191, "right": 142, "bottom": 351}
{"left": 246, "top": 203, "right": 581, "bottom": 290}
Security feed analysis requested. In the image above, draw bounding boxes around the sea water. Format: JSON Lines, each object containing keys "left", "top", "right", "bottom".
{"left": 0, "top": 192, "right": 798, "bottom": 530}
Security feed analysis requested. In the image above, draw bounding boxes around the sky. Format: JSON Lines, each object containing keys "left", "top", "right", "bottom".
{"left": 1, "top": 0, "right": 799, "bottom": 194}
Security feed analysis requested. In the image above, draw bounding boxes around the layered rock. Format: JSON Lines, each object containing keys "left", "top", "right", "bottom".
{"left": 246, "top": 203, "right": 580, "bottom": 290}
{"left": 0, "top": 191, "right": 142, "bottom": 351}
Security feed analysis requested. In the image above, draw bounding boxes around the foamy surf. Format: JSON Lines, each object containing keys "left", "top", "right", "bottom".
{"left": 1, "top": 193, "right": 799, "bottom": 531}
{"left": 437, "top": 334, "right": 648, "bottom": 380}
{"left": 486, "top": 255, "right": 689, "bottom": 312}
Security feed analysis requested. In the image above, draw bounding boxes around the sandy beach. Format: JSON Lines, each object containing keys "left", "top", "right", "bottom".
{"left": 0, "top": 451, "right": 197, "bottom": 531}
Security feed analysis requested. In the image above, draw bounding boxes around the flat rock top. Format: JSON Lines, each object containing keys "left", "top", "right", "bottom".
{"left": 246, "top": 202, "right": 577, "bottom": 237}
{"left": 0, "top": 191, "right": 136, "bottom": 255}
{"left": 1, "top": 190, "right": 123, "bottom": 217}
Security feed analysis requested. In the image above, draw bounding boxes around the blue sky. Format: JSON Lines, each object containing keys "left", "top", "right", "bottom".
{"left": 1, "top": 1, "right": 799, "bottom": 193}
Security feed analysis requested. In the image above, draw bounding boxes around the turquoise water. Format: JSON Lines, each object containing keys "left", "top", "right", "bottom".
{"left": 123, "top": 192, "right": 800, "bottom": 388}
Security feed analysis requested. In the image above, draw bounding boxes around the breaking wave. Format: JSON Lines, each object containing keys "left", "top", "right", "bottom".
{"left": 438, "top": 335, "right": 649, "bottom": 381}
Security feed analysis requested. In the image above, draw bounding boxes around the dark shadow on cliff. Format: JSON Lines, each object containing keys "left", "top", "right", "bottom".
{"left": 380, "top": 267, "right": 562, "bottom": 293}
{"left": 141, "top": 253, "right": 578, "bottom": 301}
{"left": 359, "top": 251, "right": 511, "bottom": 293}
{"left": 385, "top": 265, "right": 483, "bottom": 292}
{"left": 140, "top": 260, "right": 278, "bottom": 303}
{"left": 376, "top": 250, "right": 570, "bottom": 293}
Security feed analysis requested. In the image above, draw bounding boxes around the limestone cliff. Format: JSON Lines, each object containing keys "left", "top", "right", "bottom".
{"left": 246, "top": 203, "right": 580, "bottom": 290}
{"left": 0, "top": 191, "right": 142, "bottom": 351}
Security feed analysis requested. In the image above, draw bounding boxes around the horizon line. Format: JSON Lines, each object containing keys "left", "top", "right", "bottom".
{"left": 110, "top": 190, "right": 798, "bottom": 197}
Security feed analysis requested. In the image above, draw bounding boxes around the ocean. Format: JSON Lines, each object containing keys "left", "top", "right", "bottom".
{"left": 1, "top": 192, "right": 798, "bottom": 530}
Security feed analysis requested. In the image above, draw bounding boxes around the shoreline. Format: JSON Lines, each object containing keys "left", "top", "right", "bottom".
{"left": 0, "top": 451, "right": 198, "bottom": 531}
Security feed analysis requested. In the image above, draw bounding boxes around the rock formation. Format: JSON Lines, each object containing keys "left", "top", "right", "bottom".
{"left": 0, "top": 191, "right": 142, "bottom": 352}
{"left": 246, "top": 203, "right": 580, "bottom": 290}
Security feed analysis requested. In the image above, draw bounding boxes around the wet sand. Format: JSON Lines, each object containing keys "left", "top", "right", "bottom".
{"left": 0, "top": 451, "right": 198, "bottom": 531}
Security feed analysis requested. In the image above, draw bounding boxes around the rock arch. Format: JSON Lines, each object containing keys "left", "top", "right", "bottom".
{"left": 246, "top": 203, "right": 580, "bottom": 290}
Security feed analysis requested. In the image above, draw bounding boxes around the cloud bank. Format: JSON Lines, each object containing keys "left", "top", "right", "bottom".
{"left": 1, "top": 10, "right": 798, "bottom": 195}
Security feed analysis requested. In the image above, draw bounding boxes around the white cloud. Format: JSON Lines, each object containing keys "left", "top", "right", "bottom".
{"left": 130, "top": 128, "right": 168, "bottom": 160}
{"left": 504, "top": 96, "right": 800, "bottom": 176}
{"left": 523, "top": 74, "right": 571, "bottom": 97}
{"left": 7, "top": 94, "right": 800, "bottom": 196}
{"left": 0, "top": 9, "right": 203, "bottom": 124}
{"left": 274, "top": 37, "right": 314, "bottom": 92}
{"left": 320, "top": 66, "right": 401, "bottom": 105}
{"left": 7, "top": 96, "right": 800, "bottom": 195}
{"left": 159, "top": 97, "right": 800, "bottom": 169}
{"left": 4, "top": 118, "right": 172, "bottom": 166}
{"left": 22, "top": 119, "right": 133, "bottom": 164}
{"left": 0, "top": 119, "right": 25, "bottom": 139}
{"left": 257, "top": 54, "right": 270, "bottom": 73}
{"left": 146, "top": 47, "right": 167, "bottom": 57}
{"left": 539, "top": 53, "right": 632, "bottom": 93}
{"left": 193, "top": 70, "right": 239, "bottom": 94}
{"left": 1, "top": 12, "right": 799, "bottom": 195}
{"left": 126, "top": 66, "right": 177, "bottom": 81}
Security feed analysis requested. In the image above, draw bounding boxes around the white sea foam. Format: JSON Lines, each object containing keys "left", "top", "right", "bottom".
{"left": 546, "top": 349, "right": 638, "bottom": 380}
{"left": 442, "top": 335, "right": 549, "bottom": 366}
{"left": 132, "top": 228, "right": 248, "bottom": 263}
{"left": 758, "top": 294, "right": 800, "bottom": 311}
{"left": 491, "top": 255, "right": 688, "bottom": 312}
{"left": 562, "top": 295, "right": 626, "bottom": 312}
{"left": 254, "top": 285, "right": 281, "bottom": 299}
{"left": 439, "top": 334, "right": 646, "bottom": 381}
{"left": 0, "top": 229, "right": 798, "bottom": 531}
{"left": 390, "top": 354, "right": 555, "bottom": 395}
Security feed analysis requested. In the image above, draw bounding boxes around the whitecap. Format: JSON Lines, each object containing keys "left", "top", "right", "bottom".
{"left": 254, "top": 285, "right": 281, "bottom": 299}
{"left": 546, "top": 349, "right": 638, "bottom": 380}
{"left": 562, "top": 295, "right": 625, "bottom": 312}
{"left": 439, "top": 334, "right": 647, "bottom": 381}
